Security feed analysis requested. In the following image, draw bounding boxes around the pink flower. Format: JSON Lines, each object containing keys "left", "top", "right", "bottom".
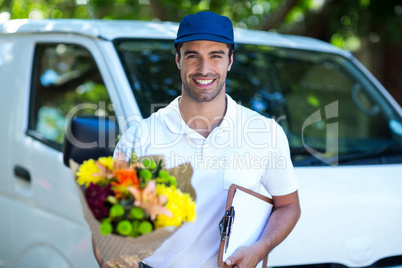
{"left": 127, "top": 180, "right": 173, "bottom": 220}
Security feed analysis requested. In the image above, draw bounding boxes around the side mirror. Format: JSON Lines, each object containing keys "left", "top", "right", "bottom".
{"left": 62, "top": 116, "right": 119, "bottom": 167}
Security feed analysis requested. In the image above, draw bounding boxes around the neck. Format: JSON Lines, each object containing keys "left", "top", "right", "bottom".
{"left": 179, "top": 93, "right": 227, "bottom": 138}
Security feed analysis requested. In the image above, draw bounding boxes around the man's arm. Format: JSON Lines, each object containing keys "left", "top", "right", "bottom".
{"left": 223, "top": 190, "right": 301, "bottom": 268}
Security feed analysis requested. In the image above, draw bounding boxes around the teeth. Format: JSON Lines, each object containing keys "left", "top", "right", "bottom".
{"left": 196, "top": 79, "right": 213, "bottom": 85}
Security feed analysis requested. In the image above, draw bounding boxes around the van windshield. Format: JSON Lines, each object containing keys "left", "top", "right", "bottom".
{"left": 115, "top": 39, "right": 402, "bottom": 166}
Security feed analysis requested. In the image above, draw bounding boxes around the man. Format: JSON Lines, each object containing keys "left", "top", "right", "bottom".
{"left": 114, "top": 11, "right": 300, "bottom": 268}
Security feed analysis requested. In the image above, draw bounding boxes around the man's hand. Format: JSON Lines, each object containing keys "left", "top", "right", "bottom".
{"left": 222, "top": 191, "right": 301, "bottom": 268}
{"left": 222, "top": 246, "right": 262, "bottom": 268}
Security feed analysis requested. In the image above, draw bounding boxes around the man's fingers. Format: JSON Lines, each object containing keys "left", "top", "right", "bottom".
{"left": 224, "top": 248, "right": 243, "bottom": 267}
{"left": 225, "top": 258, "right": 233, "bottom": 266}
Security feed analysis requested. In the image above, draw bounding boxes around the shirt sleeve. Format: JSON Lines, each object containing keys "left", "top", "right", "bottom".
{"left": 261, "top": 121, "right": 299, "bottom": 196}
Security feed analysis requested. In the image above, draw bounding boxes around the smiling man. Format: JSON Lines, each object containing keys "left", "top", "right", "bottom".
{"left": 115, "top": 11, "right": 300, "bottom": 268}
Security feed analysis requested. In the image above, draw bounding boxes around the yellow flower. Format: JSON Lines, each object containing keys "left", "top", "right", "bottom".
{"left": 154, "top": 184, "right": 196, "bottom": 228}
{"left": 76, "top": 159, "right": 108, "bottom": 187}
{"left": 93, "top": 156, "right": 115, "bottom": 179}
{"left": 98, "top": 156, "right": 114, "bottom": 170}
{"left": 181, "top": 193, "right": 197, "bottom": 222}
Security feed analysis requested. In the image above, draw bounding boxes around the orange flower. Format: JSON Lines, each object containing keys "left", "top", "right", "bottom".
{"left": 111, "top": 169, "right": 140, "bottom": 199}
{"left": 127, "top": 180, "right": 173, "bottom": 220}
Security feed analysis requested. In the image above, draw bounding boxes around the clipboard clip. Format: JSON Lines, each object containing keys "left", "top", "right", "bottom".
{"left": 219, "top": 206, "right": 235, "bottom": 253}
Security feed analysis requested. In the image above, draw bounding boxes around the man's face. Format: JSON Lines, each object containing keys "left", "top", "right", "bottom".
{"left": 176, "top": 40, "right": 233, "bottom": 102}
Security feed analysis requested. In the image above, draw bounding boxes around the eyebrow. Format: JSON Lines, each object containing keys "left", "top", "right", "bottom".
{"left": 183, "top": 50, "right": 198, "bottom": 56}
{"left": 183, "top": 50, "right": 227, "bottom": 56}
{"left": 209, "top": 50, "right": 226, "bottom": 55}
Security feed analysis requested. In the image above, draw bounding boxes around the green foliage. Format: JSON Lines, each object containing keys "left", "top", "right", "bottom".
{"left": 116, "top": 220, "right": 133, "bottom": 235}
{"left": 142, "top": 158, "right": 156, "bottom": 170}
{"left": 1, "top": 0, "right": 399, "bottom": 49}
{"left": 168, "top": 176, "right": 177, "bottom": 187}
{"left": 110, "top": 204, "right": 125, "bottom": 218}
{"left": 138, "top": 220, "right": 153, "bottom": 235}
{"left": 130, "top": 207, "right": 144, "bottom": 220}
{"left": 158, "top": 170, "right": 169, "bottom": 179}
{"left": 100, "top": 220, "right": 113, "bottom": 236}
{"left": 1, "top": 0, "right": 400, "bottom": 103}
{"left": 140, "top": 169, "right": 152, "bottom": 181}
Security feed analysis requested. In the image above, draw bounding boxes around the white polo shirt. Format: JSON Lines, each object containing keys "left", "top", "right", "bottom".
{"left": 114, "top": 94, "right": 298, "bottom": 268}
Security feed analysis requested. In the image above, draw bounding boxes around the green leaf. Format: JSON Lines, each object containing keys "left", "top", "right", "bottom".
{"left": 131, "top": 152, "right": 138, "bottom": 164}
{"left": 106, "top": 195, "right": 118, "bottom": 205}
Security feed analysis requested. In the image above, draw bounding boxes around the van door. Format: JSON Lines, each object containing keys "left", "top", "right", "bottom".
{"left": 0, "top": 38, "right": 19, "bottom": 266}
{"left": 8, "top": 35, "right": 123, "bottom": 267}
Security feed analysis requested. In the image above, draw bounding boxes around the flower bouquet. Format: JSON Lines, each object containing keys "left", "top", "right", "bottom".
{"left": 70, "top": 153, "right": 196, "bottom": 268}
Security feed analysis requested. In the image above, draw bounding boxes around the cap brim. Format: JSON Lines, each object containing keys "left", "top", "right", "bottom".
{"left": 174, "top": 33, "right": 235, "bottom": 48}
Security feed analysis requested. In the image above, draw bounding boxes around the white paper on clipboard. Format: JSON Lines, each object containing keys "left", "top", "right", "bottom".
{"left": 221, "top": 187, "right": 273, "bottom": 262}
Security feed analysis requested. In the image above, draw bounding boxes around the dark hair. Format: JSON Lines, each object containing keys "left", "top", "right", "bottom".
{"left": 176, "top": 43, "right": 234, "bottom": 60}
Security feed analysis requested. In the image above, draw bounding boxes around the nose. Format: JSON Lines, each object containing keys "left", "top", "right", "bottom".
{"left": 197, "top": 58, "right": 211, "bottom": 75}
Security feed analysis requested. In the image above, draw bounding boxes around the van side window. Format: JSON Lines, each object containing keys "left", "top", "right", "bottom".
{"left": 28, "top": 43, "right": 114, "bottom": 151}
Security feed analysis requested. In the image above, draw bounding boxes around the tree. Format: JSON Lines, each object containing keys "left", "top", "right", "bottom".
{"left": 1, "top": 0, "right": 401, "bottom": 103}
{"left": 2, "top": 0, "right": 400, "bottom": 47}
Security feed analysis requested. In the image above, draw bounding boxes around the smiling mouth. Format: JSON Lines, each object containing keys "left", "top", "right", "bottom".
{"left": 194, "top": 79, "right": 215, "bottom": 86}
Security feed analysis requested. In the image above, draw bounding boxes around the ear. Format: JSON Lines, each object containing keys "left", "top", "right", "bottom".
{"left": 227, "top": 54, "right": 234, "bottom": 71}
{"left": 176, "top": 54, "right": 181, "bottom": 69}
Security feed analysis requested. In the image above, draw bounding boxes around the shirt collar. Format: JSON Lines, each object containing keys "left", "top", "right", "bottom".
{"left": 162, "top": 94, "right": 238, "bottom": 135}
{"left": 162, "top": 96, "right": 188, "bottom": 135}
{"left": 220, "top": 94, "right": 238, "bottom": 132}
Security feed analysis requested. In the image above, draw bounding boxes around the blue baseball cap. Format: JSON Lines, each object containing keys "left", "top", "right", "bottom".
{"left": 174, "top": 11, "right": 235, "bottom": 49}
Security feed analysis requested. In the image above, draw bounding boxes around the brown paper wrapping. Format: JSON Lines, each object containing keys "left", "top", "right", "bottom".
{"left": 70, "top": 155, "right": 194, "bottom": 268}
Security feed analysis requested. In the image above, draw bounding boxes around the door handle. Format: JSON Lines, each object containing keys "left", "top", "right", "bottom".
{"left": 14, "top": 166, "right": 31, "bottom": 183}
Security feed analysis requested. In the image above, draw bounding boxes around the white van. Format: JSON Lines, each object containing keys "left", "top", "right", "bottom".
{"left": 0, "top": 19, "right": 401, "bottom": 268}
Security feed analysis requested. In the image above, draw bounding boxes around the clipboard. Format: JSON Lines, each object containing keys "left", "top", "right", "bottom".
{"left": 218, "top": 184, "right": 273, "bottom": 267}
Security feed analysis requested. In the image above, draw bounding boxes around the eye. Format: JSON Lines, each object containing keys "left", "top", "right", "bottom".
{"left": 186, "top": 54, "right": 197, "bottom": 59}
{"left": 212, "top": 54, "right": 223, "bottom": 59}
